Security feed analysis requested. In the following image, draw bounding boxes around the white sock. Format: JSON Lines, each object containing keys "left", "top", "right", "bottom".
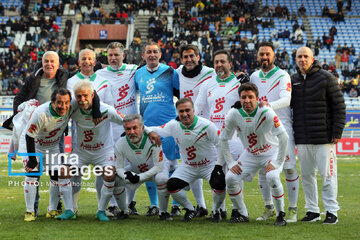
{"left": 259, "top": 172, "right": 273, "bottom": 206}
{"left": 211, "top": 189, "right": 226, "bottom": 212}
{"left": 284, "top": 169, "right": 299, "bottom": 209}
{"left": 110, "top": 196, "right": 118, "bottom": 207}
{"left": 24, "top": 177, "right": 37, "bottom": 212}
{"left": 157, "top": 182, "right": 170, "bottom": 214}
{"left": 169, "top": 189, "right": 194, "bottom": 210}
{"left": 95, "top": 176, "right": 103, "bottom": 203}
{"left": 71, "top": 175, "right": 81, "bottom": 211}
{"left": 191, "top": 179, "right": 206, "bottom": 208}
{"left": 73, "top": 192, "right": 79, "bottom": 211}
{"left": 98, "top": 181, "right": 114, "bottom": 211}
{"left": 227, "top": 184, "right": 248, "bottom": 216}
{"left": 48, "top": 180, "right": 60, "bottom": 211}
{"left": 114, "top": 187, "right": 128, "bottom": 213}
{"left": 126, "top": 186, "right": 136, "bottom": 203}
{"left": 272, "top": 185, "right": 285, "bottom": 215}
{"left": 58, "top": 178, "right": 73, "bottom": 211}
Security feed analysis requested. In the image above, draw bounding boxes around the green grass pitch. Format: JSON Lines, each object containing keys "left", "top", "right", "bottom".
{"left": 0, "top": 154, "right": 359, "bottom": 240}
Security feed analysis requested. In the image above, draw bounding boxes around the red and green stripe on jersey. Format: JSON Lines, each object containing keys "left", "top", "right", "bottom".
{"left": 106, "top": 65, "right": 137, "bottom": 82}
{"left": 194, "top": 69, "right": 215, "bottom": 88}
{"left": 259, "top": 67, "right": 285, "bottom": 94}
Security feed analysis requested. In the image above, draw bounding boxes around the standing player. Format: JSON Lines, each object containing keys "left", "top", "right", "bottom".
{"left": 176, "top": 44, "right": 217, "bottom": 216}
{"left": 221, "top": 83, "right": 289, "bottom": 226}
{"left": 134, "top": 41, "right": 181, "bottom": 216}
{"left": 250, "top": 41, "right": 299, "bottom": 222}
{"left": 23, "top": 88, "right": 75, "bottom": 221}
{"left": 149, "top": 98, "right": 226, "bottom": 222}
{"left": 97, "top": 114, "right": 170, "bottom": 221}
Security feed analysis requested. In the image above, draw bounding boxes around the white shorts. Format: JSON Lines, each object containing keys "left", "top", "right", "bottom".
{"left": 71, "top": 150, "right": 116, "bottom": 168}
{"left": 171, "top": 162, "right": 215, "bottom": 183}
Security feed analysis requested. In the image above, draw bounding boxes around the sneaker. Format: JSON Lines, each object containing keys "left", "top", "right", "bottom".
{"left": 56, "top": 209, "right": 76, "bottom": 220}
{"left": 128, "top": 201, "right": 140, "bottom": 215}
{"left": 220, "top": 209, "right": 227, "bottom": 219}
{"left": 323, "top": 212, "right": 338, "bottom": 224}
{"left": 24, "top": 211, "right": 36, "bottom": 222}
{"left": 196, "top": 205, "right": 208, "bottom": 217}
{"left": 256, "top": 207, "right": 276, "bottom": 221}
{"left": 228, "top": 209, "right": 249, "bottom": 223}
{"left": 96, "top": 210, "right": 110, "bottom": 222}
{"left": 74, "top": 208, "right": 79, "bottom": 217}
{"left": 209, "top": 211, "right": 222, "bottom": 223}
{"left": 46, "top": 210, "right": 61, "bottom": 218}
{"left": 274, "top": 211, "right": 287, "bottom": 226}
{"left": 146, "top": 206, "right": 159, "bottom": 216}
{"left": 286, "top": 209, "right": 297, "bottom": 223}
{"left": 170, "top": 205, "right": 181, "bottom": 217}
{"left": 106, "top": 206, "right": 120, "bottom": 217}
{"left": 114, "top": 211, "right": 129, "bottom": 220}
{"left": 182, "top": 208, "right": 196, "bottom": 222}
{"left": 159, "top": 212, "right": 173, "bottom": 221}
{"left": 301, "top": 211, "right": 321, "bottom": 222}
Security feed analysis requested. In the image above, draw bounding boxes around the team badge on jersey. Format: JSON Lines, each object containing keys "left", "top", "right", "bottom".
{"left": 28, "top": 124, "right": 37, "bottom": 134}
{"left": 274, "top": 116, "right": 280, "bottom": 128}
{"left": 116, "top": 110, "right": 125, "bottom": 118}
{"left": 159, "top": 150, "right": 163, "bottom": 162}
{"left": 286, "top": 82, "right": 291, "bottom": 92}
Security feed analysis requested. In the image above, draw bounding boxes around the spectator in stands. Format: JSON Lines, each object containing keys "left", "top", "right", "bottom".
{"left": 275, "top": 3, "right": 283, "bottom": 17}
{"left": 335, "top": 51, "right": 342, "bottom": 69}
{"left": 273, "top": 38, "right": 281, "bottom": 50}
{"left": 225, "top": 14, "right": 233, "bottom": 27}
{"left": 337, "top": 0, "right": 344, "bottom": 11}
{"left": 63, "top": 26, "right": 72, "bottom": 43}
{"left": 322, "top": 5, "right": 330, "bottom": 17}
{"left": 298, "top": 4, "right": 306, "bottom": 16}
{"left": 341, "top": 50, "right": 350, "bottom": 70}
{"left": 322, "top": 59, "right": 330, "bottom": 70}
{"left": 75, "top": 11, "right": 83, "bottom": 24}
{"left": 342, "top": 66, "right": 350, "bottom": 80}
{"left": 329, "top": 25, "right": 337, "bottom": 37}
{"left": 349, "top": 87, "right": 358, "bottom": 98}
{"left": 329, "top": 6, "right": 337, "bottom": 20}
{"left": 335, "top": 11, "right": 345, "bottom": 22}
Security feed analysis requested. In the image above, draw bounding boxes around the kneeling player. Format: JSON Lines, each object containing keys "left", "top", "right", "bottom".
{"left": 220, "top": 83, "right": 289, "bottom": 226}
{"left": 97, "top": 114, "right": 170, "bottom": 221}
{"left": 149, "top": 98, "right": 226, "bottom": 222}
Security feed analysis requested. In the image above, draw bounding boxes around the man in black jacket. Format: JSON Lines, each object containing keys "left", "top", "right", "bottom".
{"left": 291, "top": 47, "right": 345, "bottom": 224}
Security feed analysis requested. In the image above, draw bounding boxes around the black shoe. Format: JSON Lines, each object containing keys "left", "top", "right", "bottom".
{"left": 228, "top": 209, "right": 249, "bottom": 223}
{"left": 209, "top": 211, "right": 222, "bottom": 223}
{"left": 182, "top": 208, "right": 196, "bottom": 222}
{"left": 159, "top": 212, "right": 173, "bottom": 221}
{"left": 274, "top": 211, "right": 287, "bottom": 226}
{"left": 195, "top": 205, "right": 208, "bottom": 217}
{"left": 57, "top": 201, "right": 62, "bottom": 212}
{"left": 146, "top": 206, "right": 159, "bottom": 216}
{"left": 106, "top": 206, "right": 120, "bottom": 217}
{"left": 323, "top": 212, "right": 338, "bottom": 224}
{"left": 170, "top": 205, "right": 181, "bottom": 217}
{"left": 301, "top": 211, "right": 321, "bottom": 222}
{"left": 114, "top": 211, "right": 129, "bottom": 220}
{"left": 220, "top": 209, "right": 227, "bottom": 219}
{"left": 128, "top": 201, "right": 140, "bottom": 215}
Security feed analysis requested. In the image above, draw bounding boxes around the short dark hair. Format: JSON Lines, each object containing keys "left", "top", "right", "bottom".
{"left": 51, "top": 88, "right": 71, "bottom": 102}
{"left": 258, "top": 41, "right": 275, "bottom": 51}
{"left": 238, "top": 82, "right": 259, "bottom": 97}
{"left": 179, "top": 44, "right": 200, "bottom": 58}
{"left": 176, "top": 98, "right": 194, "bottom": 108}
{"left": 214, "top": 49, "right": 231, "bottom": 63}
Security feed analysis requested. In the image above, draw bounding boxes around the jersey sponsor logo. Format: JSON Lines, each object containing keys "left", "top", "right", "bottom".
{"left": 45, "top": 128, "right": 61, "bottom": 139}
{"left": 28, "top": 124, "right": 37, "bottom": 134}
{"left": 145, "top": 78, "right": 156, "bottom": 94}
{"left": 274, "top": 116, "right": 280, "bottom": 128}
{"left": 214, "top": 97, "right": 225, "bottom": 113}
{"left": 184, "top": 90, "right": 194, "bottom": 100}
{"left": 83, "top": 130, "right": 94, "bottom": 142}
{"left": 247, "top": 132, "right": 258, "bottom": 148}
{"left": 286, "top": 82, "right": 291, "bottom": 92}
{"left": 117, "top": 84, "right": 130, "bottom": 102}
{"left": 186, "top": 146, "right": 197, "bottom": 160}
{"left": 159, "top": 150, "right": 163, "bottom": 162}
{"left": 138, "top": 163, "right": 149, "bottom": 173}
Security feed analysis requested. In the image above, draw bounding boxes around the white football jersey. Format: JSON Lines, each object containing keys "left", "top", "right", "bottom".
{"left": 26, "top": 102, "right": 72, "bottom": 150}
{"left": 195, "top": 73, "right": 240, "bottom": 131}
{"left": 250, "top": 66, "right": 293, "bottom": 129}
{"left": 114, "top": 132, "right": 164, "bottom": 182}
{"left": 149, "top": 116, "right": 219, "bottom": 168}
{"left": 221, "top": 105, "right": 286, "bottom": 157}
{"left": 71, "top": 102, "right": 124, "bottom": 156}
{"left": 96, "top": 64, "right": 139, "bottom": 141}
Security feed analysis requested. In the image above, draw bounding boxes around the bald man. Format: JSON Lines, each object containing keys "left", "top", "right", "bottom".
{"left": 291, "top": 47, "right": 345, "bottom": 224}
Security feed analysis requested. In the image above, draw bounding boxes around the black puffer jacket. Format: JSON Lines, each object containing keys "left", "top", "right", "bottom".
{"left": 291, "top": 61, "right": 346, "bottom": 144}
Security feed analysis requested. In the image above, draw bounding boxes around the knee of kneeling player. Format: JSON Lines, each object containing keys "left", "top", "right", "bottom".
{"left": 284, "top": 168, "right": 295, "bottom": 175}
{"left": 154, "top": 173, "right": 168, "bottom": 186}
{"left": 167, "top": 178, "right": 188, "bottom": 192}
{"left": 103, "top": 166, "right": 116, "bottom": 182}
{"left": 265, "top": 172, "right": 279, "bottom": 186}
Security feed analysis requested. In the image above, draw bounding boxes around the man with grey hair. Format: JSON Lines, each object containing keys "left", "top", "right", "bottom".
{"left": 97, "top": 113, "right": 171, "bottom": 221}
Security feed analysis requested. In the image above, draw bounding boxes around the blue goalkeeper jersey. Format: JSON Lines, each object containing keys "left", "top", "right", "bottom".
{"left": 135, "top": 63, "right": 179, "bottom": 126}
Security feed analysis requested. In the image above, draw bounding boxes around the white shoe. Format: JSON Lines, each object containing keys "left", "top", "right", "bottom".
{"left": 286, "top": 209, "right": 297, "bottom": 223}
{"left": 256, "top": 207, "right": 276, "bottom": 221}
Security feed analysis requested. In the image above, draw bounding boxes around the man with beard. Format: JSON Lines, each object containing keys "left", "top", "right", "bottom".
{"left": 250, "top": 41, "right": 299, "bottom": 223}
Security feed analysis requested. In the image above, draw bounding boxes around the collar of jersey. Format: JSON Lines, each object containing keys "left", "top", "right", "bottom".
{"left": 126, "top": 132, "right": 148, "bottom": 150}
{"left": 239, "top": 103, "right": 259, "bottom": 118}
{"left": 49, "top": 102, "right": 61, "bottom": 119}
{"left": 216, "top": 73, "right": 235, "bottom": 84}
{"left": 76, "top": 72, "right": 97, "bottom": 82}
{"left": 107, "top": 64, "right": 126, "bottom": 72}
{"left": 180, "top": 115, "right": 198, "bottom": 130}
{"left": 79, "top": 107, "right": 92, "bottom": 116}
{"left": 259, "top": 66, "right": 279, "bottom": 79}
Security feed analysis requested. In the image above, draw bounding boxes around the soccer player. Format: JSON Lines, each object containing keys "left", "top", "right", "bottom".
{"left": 221, "top": 82, "right": 289, "bottom": 226}
{"left": 23, "top": 88, "right": 75, "bottom": 221}
{"left": 97, "top": 114, "right": 170, "bottom": 221}
{"left": 148, "top": 98, "right": 226, "bottom": 222}
{"left": 250, "top": 41, "right": 299, "bottom": 222}
{"left": 134, "top": 41, "right": 180, "bottom": 216}
{"left": 176, "top": 44, "right": 217, "bottom": 216}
